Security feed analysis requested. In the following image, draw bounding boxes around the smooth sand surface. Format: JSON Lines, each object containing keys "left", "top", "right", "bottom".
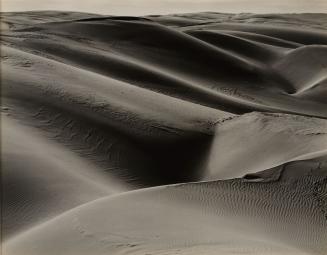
{"left": 1, "top": 11, "right": 327, "bottom": 254}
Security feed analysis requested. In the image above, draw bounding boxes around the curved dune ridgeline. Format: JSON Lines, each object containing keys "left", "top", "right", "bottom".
{"left": 1, "top": 11, "right": 327, "bottom": 255}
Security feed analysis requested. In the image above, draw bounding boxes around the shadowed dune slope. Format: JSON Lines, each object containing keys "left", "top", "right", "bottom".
{"left": 1, "top": 11, "right": 327, "bottom": 255}
{"left": 1, "top": 116, "right": 114, "bottom": 240}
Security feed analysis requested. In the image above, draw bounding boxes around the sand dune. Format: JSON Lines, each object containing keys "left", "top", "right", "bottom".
{"left": 274, "top": 45, "right": 327, "bottom": 93}
{"left": 2, "top": 115, "right": 114, "bottom": 240}
{"left": 1, "top": 11, "right": 327, "bottom": 254}
{"left": 3, "top": 13, "right": 327, "bottom": 117}
{"left": 4, "top": 156, "right": 327, "bottom": 255}
{"left": 206, "top": 112, "right": 327, "bottom": 179}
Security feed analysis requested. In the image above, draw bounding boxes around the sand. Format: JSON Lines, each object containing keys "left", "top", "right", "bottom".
{"left": 1, "top": 11, "right": 327, "bottom": 255}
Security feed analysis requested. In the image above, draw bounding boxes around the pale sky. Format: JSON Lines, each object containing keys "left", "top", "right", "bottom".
{"left": 1, "top": 0, "right": 327, "bottom": 15}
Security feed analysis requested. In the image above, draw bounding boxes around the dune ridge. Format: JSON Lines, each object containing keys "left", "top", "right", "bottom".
{"left": 1, "top": 11, "right": 327, "bottom": 254}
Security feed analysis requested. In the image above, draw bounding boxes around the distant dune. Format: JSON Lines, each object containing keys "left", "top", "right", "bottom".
{"left": 1, "top": 11, "right": 327, "bottom": 255}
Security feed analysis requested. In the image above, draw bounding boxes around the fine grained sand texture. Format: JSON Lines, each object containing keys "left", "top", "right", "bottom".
{"left": 1, "top": 11, "right": 327, "bottom": 255}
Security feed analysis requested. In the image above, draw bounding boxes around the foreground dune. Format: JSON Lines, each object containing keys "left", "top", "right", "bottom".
{"left": 4, "top": 158, "right": 327, "bottom": 255}
{"left": 1, "top": 11, "right": 327, "bottom": 254}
